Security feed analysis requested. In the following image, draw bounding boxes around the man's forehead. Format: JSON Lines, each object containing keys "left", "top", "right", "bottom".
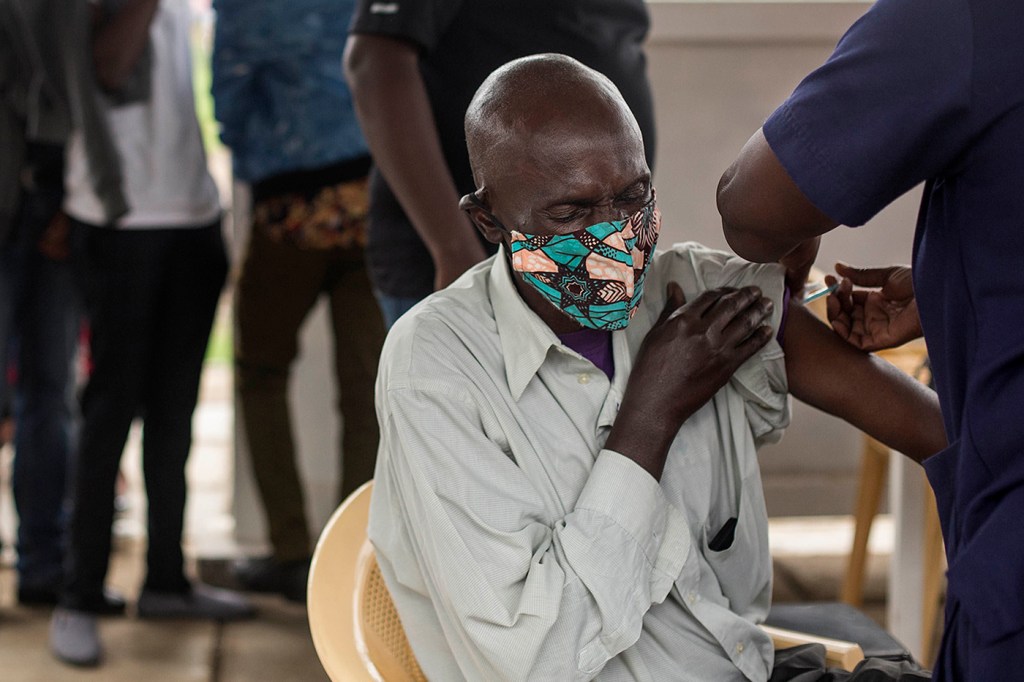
{"left": 500, "top": 116, "right": 645, "bottom": 186}
{"left": 467, "top": 55, "right": 645, "bottom": 198}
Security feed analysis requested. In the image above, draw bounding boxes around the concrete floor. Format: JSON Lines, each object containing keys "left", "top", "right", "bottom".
{"left": 0, "top": 326, "right": 897, "bottom": 680}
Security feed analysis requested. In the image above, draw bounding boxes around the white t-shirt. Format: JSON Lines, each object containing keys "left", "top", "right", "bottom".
{"left": 64, "top": 0, "right": 221, "bottom": 229}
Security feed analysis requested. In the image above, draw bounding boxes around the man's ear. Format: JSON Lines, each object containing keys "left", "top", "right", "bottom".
{"left": 459, "top": 193, "right": 506, "bottom": 246}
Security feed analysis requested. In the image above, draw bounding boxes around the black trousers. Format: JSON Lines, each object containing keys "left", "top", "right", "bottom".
{"left": 771, "top": 645, "right": 931, "bottom": 682}
{"left": 62, "top": 220, "right": 227, "bottom": 611}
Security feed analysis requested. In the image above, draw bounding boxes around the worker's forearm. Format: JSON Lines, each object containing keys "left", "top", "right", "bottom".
{"left": 92, "top": 0, "right": 159, "bottom": 92}
{"left": 345, "top": 37, "right": 478, "bottom": 261}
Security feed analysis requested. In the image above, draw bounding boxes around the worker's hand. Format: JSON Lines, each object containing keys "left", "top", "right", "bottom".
{"left": 779, "top": 236, "right": 820, "bottom": 298}
{"left": 825, "top": 262, "right": 922, "bottom": 352}
{"left": 607, "top": 283, "right": 774, "bottom": 478}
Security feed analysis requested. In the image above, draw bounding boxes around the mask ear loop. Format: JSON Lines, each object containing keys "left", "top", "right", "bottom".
{"left": 464, "top": 192, "right": 519, "bottom": 270}
{"left": 464, "top": 192, "right": 513, "bottom": 234}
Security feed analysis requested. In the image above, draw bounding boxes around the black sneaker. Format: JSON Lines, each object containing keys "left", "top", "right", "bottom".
{"left": 232, "top": 556, "right": 310, "bottom": 604}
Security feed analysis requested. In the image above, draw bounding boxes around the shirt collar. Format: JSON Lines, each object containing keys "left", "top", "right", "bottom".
{"left": 489, "top": 250, "right": 562, "bottom": 400}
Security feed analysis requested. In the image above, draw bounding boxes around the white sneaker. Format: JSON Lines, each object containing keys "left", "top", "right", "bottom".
{"left": 136, "top": 583, "right": 256, "bottom": 621}
{"left": 50, "top": 607, "right": 101, "bottom": 667}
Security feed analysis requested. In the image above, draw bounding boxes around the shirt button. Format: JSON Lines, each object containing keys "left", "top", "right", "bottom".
{"left": 578, "top": 373, "right": 591, "bottom": 385}
{"left": 687, "top": 591, "right": 697, "bottom": 604}
{"left": 735, "top": 642, "right": 745, "bottom": 654}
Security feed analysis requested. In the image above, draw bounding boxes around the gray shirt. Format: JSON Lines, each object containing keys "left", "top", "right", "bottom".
{"left": 0, "top": 0, "right": 128, "bottom": 242}
{"left": 370, "top": 242, "right": 789, "bottom": 681}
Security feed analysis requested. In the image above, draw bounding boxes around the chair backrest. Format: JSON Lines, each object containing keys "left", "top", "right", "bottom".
{"left": 307, "top": 481, "right": 427, "bottom": 682}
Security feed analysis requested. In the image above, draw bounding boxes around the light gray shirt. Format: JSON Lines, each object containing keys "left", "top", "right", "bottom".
{"left": 370, "top": 242, "right": 789, "bottom": 682}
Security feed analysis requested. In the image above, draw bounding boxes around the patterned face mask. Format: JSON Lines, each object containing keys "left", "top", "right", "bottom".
{"left": 503, "top": 191, "right": 661, "bottom": 330}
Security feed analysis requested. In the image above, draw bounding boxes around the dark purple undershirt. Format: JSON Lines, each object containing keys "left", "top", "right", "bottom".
{"left": 557, "top": 328, "right": 615, "bottom": 379}
{"left": 556, "top": 288, "right": 788, "bottom": 380}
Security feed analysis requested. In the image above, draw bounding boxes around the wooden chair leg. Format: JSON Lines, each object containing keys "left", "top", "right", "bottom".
{"left": 841, "top": 436, "right": 890, "bottom": 607}
{"left": 920, "top": 486, "right": 945, "bottom": 666}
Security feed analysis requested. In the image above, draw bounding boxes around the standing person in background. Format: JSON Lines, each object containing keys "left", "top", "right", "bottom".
{"left": 0, "top": 0, "right": 126, "bottom": 608}
{"left": 0, "top": 146, "right": 81, "bottom": 608}
{"left": 344, "top": 0, "right": 656, "bottom": 327}
{"left": 50, "top": 0, "right": 253, "bottom": 668}
{"left": 211, "top": 0, "right": 385, "bottom": 603}
{"left": 716, "top": 0, "right": 1024, "bottom": 677}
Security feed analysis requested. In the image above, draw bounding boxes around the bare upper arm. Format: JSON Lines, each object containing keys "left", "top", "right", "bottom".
{"left": 717, "top": 128, "right": 838, "bottom": 262}
{"left": 781, "top": 303, "right": 946, "bottom": 463}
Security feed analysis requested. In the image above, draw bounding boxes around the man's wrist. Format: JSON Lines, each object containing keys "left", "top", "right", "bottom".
{"left": 606, "top": 408, "right": 680, "bottom": 481}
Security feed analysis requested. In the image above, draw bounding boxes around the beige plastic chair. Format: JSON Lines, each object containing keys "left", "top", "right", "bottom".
{"left": 309, "top": 482, "right": 869, "bottom": 681}
{"left": 307, "top": 481, "right": 426, "bottom": 682}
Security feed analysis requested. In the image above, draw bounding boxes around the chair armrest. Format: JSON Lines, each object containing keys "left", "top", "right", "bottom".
{"left": 761, "top": 624, "right": 865, "bottom": 671}
{"left": 765, "top": 602, "right": 913, "bottom": 662}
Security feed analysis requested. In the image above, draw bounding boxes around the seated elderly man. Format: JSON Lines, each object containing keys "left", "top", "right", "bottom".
{"left": 369, "top": 54, "right": 941, "bottom": 682}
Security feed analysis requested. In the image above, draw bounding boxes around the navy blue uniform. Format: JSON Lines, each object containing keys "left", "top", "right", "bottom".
{"left": 763, "top": 0, "right": 1024, "bottom": 678}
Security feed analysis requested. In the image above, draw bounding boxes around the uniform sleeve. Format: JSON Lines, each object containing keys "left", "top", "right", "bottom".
{"left": 349, "top": 0, "right": 465, "bottom": 52}
{"left": 762, "top": 0, "right": 974, "bottom": 226}
{"left": 372, "top": 380, "right": 691, "bottom": 681}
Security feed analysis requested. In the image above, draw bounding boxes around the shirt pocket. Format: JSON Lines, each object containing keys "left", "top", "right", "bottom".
{"left": 700, "top": 487, "right": 771, "bottom": 618}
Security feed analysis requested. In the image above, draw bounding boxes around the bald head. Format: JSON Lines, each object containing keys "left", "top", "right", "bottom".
{"left": 465, "top": 54, "right": 644, "bottom": 190}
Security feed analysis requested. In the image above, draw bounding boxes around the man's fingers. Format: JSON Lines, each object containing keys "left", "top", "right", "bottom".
{"left": 701, "top": 285, "right": 762, "bottom": 320}
{"left": 719, "top": 292, "right": 774, "bottom": 347}
{"left": 667, "top": 281, "right": 687, "bottom": 309}
{"left": 732, "top": 323, "right": 774, "bottom": 361}
{"left": 657, "top": 282, "right": 688, "bottom": 325}
{"left": 686, "top": 287, "right": 737, "bottom": 318}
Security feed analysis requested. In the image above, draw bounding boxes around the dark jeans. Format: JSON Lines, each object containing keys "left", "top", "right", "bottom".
{"left": 0, "top": 143, "right": 80, "bottom": 589}
{"left": 234, "top": 226, "right": 384, "bottom": 562}
{"left": 771, "top": 645, "right": 930, "bottom": 682}
{"left": 61, "top": 220, "right": 227, "bottom": 611}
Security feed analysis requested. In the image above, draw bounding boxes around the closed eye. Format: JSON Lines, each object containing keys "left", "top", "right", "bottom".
{"left": 546, "top": 206, "right": 590, "bottom": 224}
{"left": 614, "top": 183, "right": 651, "bottom": 208}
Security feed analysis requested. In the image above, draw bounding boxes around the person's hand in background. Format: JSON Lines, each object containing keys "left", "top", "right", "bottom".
{"left": 37, "top": 210, "right": 71, "bottom": 262}
{"left": 825, "top": 262, "right": 922, "bottom": 352}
